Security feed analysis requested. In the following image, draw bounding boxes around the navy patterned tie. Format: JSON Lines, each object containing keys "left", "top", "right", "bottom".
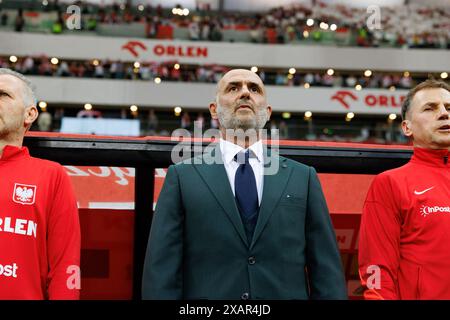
{"left": 234, "top": 150, "right": 259, "bottom": 242}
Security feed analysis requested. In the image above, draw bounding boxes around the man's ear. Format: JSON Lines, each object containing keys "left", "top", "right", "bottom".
{"left": 209, "top": 102, "right": 218, "bottom": 119}
{"left": 267, "top": 105, "right": 272, "bottom": 121}
{"left": 24, "top": 105, "right": 38, "bottom": 129}
{"left": 401, "top": 120, "right": 413, "bottom": 137}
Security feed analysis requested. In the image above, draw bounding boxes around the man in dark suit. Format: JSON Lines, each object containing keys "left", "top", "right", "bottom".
{"left": 142, "top": 69, "right": 347, "bottom": 300}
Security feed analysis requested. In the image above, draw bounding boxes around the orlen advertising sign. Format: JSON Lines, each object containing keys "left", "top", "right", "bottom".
{"left": 122, "top": 40, "right": 208, "bottom": 59}
{"left": 331, "top": 90, "right": 406, "bottom": 111}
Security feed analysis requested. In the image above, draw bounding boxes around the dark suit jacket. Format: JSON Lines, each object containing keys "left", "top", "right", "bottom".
{"left": 142, "top": 146, "right": 347, "bottom": 299}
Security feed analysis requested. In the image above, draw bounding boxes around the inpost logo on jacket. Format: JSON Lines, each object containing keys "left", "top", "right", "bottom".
{"left": 0, "top": 263, "right": 19, "bottom": 278}
{"left": 420, "top": 205, "right": 450, "bottom": 217}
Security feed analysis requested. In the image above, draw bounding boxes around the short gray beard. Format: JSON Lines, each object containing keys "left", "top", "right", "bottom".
{"left": 216, "top": 101, "right": 268, "bottom": 131}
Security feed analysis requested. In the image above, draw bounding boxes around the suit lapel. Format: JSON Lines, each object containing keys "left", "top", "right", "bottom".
{"left": 194, "top": 145, "right": 248, "bottom": 247}
{"left": 250, "top": 152, "right": 292, "bottom": 249}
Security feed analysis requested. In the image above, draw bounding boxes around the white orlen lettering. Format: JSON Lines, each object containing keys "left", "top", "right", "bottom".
{"left": 0, "top": 263, "right": 19, "bottom": 278}
{"left": 0, "top": 217, "right": 37, "bottom": 238}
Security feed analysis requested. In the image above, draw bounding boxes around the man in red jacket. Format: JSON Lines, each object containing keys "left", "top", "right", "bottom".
{"left": 359, "top": 79, "right": 450, "bottom": 300}
{"left": 0, "top": 68, "right": 81, "bottom": 299}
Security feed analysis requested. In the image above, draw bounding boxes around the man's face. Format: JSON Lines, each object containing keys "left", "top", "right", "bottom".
{"left": 402, "top": 88, "right": 450, "bottom": 149}
{"left": 0, "top": 74, "right": 36, "bottom": 139}
{"left": 210, "top": 69, "right": 272, "bottom": 131}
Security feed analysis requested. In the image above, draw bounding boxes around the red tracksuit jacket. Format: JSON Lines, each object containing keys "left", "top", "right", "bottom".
{"left": 0, "top": 145, "right": 80, "bottom": 299}
{"left": 359, "top": 147, "right": 450, "bottom": 299}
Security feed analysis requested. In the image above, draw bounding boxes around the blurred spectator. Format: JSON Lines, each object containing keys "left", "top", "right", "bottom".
{"left": 56, "top": 61, "right": 71, "bottom": 77}
{"left": 194, "top": 112, "right": 205, "bottom": 131}
{"left": 14, "top": 9, "right": 25, "bottom": 32}
{"left": 52, "top": 12, "right": 64, "bottom": 34}
{"left": 188, "top": 20, "right": 200, "bottom": 40}
{"left": 1, "top": 12, "right": 9, "bottom": 26}
{"left": 37, "top": 111, "right": 53, "bottom": 132}
{"left": 181, "top": 112, "right": 191, "bottom": 130}
{"left": 22, "top": 56, "right": 35, "bottom": 75}
{"left": 147, "top": 109, "right": 159, "bottom": 135}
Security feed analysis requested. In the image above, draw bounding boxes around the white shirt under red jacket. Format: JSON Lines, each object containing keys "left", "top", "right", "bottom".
{"left": 359, "top": 147, "right": 450, "bottom": 300}
{"left": 0, "top": 145, "right": 80, "bottom": 299}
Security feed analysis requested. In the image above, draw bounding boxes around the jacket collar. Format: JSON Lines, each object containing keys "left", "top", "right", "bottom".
{"left": 410, "top": 147, "right": 449, "bottom": 168}
{"left": 0, "top": 145, "right": 29, "bottom": 161}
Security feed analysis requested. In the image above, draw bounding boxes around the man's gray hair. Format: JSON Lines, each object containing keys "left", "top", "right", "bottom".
{"left": 0, "top": 68, "right": 36, "bottom": 108}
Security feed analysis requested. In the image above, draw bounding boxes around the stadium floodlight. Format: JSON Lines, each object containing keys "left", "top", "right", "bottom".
{"left": 327, "top": 68, "right": 334, "bottom": 76}
{"left": 303, "top": 31, "right": 309, "bottom": 38}
{"left": 38, "top": 101, "right": 47, "bottom": 109}
{"left": 389, "top": 113, "right": 397, "bottom": 121}
{"left": 50, "top": 57, "right": 59, "bottom": 65}
{"left": 138, "top": 4, "right": 144, "bottom": 11}
{"left": 304, "top": 83, "right": 310, "bottom": 89}
{"left": 250, "top": 66, "right": 258, "bottom": 73}
{"left": 289, "top": 68, "right": 296, "bottom": 75}
{"left": 441, "top": 72, "right": 448, "bottom": 79}
{"left": 282, "top": 112, "right": 291, "bottom": 119}
{"left": 306, "top": 19, "right": 314, "bottom": 26}
{"left": 330, "top": 24, "right": 337, "bottom": 31}
{"left": 364, "top": 70, "right": 372, "bottom": 77}
{"left": 84, "top": 103, "right": 93, "bottom": 111}
{"left": 304, "top": 111, "right": 312, "bottom": 118}
{"left": 183, "top": 8, "right": 190, "bottom": 16}
{"left": 346, "top": 112, "right": 355, "bottom": 119}
{"left": 320, "top": 22, "right": 329, "bottom": 30}
{"left": 130, "top": 105, "right": 138, "bottom": 112}
{"left": 154, "top": 77, "right": 162, "bottom": 84}
{"left": 174, "top": 64, "right": 180, "bottom": 70}
{"left": 9, "top": 56, "right": 18, "bottom": 63}
{"left": 134, "top": 62, "right": 140, "bottom": 68}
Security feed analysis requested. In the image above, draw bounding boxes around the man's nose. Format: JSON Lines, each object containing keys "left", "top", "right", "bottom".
{"left": 239, "top": 85, "right": 251, "bottom": 98}
{"left": 437, "top": 103, "right": 449, "bottom": 120}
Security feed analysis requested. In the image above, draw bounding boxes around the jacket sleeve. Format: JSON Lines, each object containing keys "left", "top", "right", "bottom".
{"left": 358, "top": 173, "right": 401, "bottom": 300}
{"left": 305, "top": 167, "right": 348, "bottom": 299}
{"left": 142, "top": 165, "right": 184, "bottom": 299}
{"left": 46, "top": 166, "right": 81, "bottom": 300}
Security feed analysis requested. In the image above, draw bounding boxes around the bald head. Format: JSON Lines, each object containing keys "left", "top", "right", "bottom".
{"left": 216, "top": 69, "right": 266, "bottom": 98}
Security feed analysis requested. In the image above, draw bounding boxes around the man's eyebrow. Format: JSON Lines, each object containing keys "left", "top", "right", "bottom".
{"left": 225, "top": 81, "right": 263, "bottom": 89}
{"left": 0, "top": 88, "right": 12, "bottom": 97}
{"left": 421, "top": 101, "right": 440, "bottom": 108}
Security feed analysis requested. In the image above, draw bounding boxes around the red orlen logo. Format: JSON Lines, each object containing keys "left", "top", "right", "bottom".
{"left": 13, "top": 183, "right": 37, "bottom": 205}
{"left": 331, "top": 90, "right": 358, "bottom": 110}
{"left": 122, "top": 41, "right": 147, "bottom": 58}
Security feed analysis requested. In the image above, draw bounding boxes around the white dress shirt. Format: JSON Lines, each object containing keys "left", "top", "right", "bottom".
{"left": 219, "top": 138, "right": 264, "bottom": 205}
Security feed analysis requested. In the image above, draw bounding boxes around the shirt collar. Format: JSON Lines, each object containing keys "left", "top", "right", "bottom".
{"left": 411, "top": 147, "right": 449, "bottom": 168}
{"left": 0, "top": 145, "right": 30, "bottom": 161}
{"left": 219, "top": 138, "right": 264, "bottom": 165}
